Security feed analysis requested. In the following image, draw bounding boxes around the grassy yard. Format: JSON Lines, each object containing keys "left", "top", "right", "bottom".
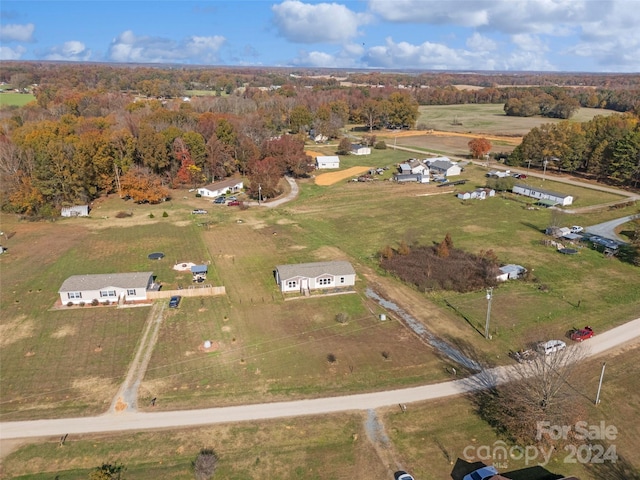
{"left": 0, "top": 92, "right": 36, "bottom": 107}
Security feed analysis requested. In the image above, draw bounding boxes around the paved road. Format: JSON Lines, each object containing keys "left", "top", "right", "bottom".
{"left": 585, "top": 214, "right": 640, "bottom": 243}
{"left": 2, "top": 317, "right": 638, "bottom": 441}
{"left": 245, "top": 176, "right": 298, "bottom": 208}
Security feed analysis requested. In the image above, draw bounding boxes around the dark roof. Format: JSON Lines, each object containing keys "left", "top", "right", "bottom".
{"left": 276, "top": 261, "right": 355, "bottom": 280}
{"left": 59, "top": 272, "right": 153, "bottom": 292}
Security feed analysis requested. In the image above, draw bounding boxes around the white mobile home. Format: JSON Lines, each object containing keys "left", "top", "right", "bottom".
{"left": 59, "top": 272, "right": 155, "bottom": 305}
{"left": 197, "top": 178, "right": 244, "bottom": 198}
{"left": 275, "top": 261, "right": 356, "bottom": 294}
{"left": 512, "top": 184, "right": 573, "bottom": 206}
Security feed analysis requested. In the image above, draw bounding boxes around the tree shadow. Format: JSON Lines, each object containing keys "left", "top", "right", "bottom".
{"left": 588, "top": 450, "right": 640, "bottom": 480}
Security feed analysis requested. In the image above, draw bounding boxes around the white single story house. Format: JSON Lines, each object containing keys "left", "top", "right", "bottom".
{"left": 408, "top": 159, "right": 428, "bottom": 175}
{"left": 457, "top": 188, "right": 495, "bottom": 200}
{"left": 316, "top": 156, "right": 340, "bottom": 169}
{"left": 58, "top": 271, "right": 155, "bottom": 305}
{"left": 486, "top": 170, "right": 511, "bottom": 178}
{"left": 512, "top": 184, "right": 573, "bottom": 206}
{"left": 275, "top": 261, "right": 356, "bottom": 294}
{"left": 197, "top": 178, "right": 244, "bottom": 198}
{"left": 394, "top": 173, "right": 429, "bottom": 183}
{"left": 61, "top": 205, "right": 89, "bottom": 217}
{"left": 351, "top": 144, "right": 371, "bottom": 155}
{"left": 496, "top": 264, "right": 526, "bottom": 282}
{"left": 428, "top": 158, "right": 461, "bottom": 177}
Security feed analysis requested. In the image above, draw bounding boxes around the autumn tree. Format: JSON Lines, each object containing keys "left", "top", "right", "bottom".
{"left": 336, "top": 137, "right": 352, "bottom": 155}
{"left": 89, "top": 462, "right": 126, "bottom": 480}
{"left": 246, "top": 156, "right": 282, "bottom": 200}
{"left": 262, "top": 135, "right": 313, "bottom": 177}
{"left": 468, "top": 137, "right": 492, "bottom": 159}
{"left": 120, "top": 166, "right": 169, "bottom": 203}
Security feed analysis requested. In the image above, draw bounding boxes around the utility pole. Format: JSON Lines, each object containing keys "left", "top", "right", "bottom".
{"left": 258, "top": 184, "right": 262, "bottom": 205}
{"left": 595, "top": 362, "right": 606, "bottom": 405}
{"left": 484, "top": 287, "right": 493, "bottom": 339}
{"left": 543, "top": 158, "right": 549, "bottom": 181}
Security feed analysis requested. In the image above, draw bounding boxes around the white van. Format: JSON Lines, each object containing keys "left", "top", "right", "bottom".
{"left": 537, "top": 340, "right": 567, "bottom": 355}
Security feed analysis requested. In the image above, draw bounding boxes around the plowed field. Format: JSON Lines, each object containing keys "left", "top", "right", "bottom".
{"left": 315, "top": 166, "right": 372, "bottom": 185}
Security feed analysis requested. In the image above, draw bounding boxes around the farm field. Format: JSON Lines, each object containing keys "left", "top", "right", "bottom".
{"left": 0, "top": 92, "right": 36, "bottom": 107}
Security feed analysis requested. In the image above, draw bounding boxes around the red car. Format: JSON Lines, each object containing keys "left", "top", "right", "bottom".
{"left": 227, "top": 200, "right": 240, "bottom": 206}
{"left": 571, "top": 326, "right": 594, "bottom": 342}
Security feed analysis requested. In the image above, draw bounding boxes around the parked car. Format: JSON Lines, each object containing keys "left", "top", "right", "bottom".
{"left": 537, "top": 339, "right": 567, "bottom": 355}
{"left": 213, "top": 196, "right": 226, "bottom": 204}
{"left": 570, "top": 225, "right": 584, "bottom": 233}
{"left": 571, "top": 326, "right": 594, "bottom": 342}
{"left": 463, "top": 465, "right": 499, "bottom": 480}
{"left": 191, "top": 209, "right": 207, "bottom": 214}
{"left": 395, "top": 472, "right": 415, "bottom": 480}
{"left": 227, "top": 200, "right": 240, "bottom": 206}
{"left": 227, "top": 196, "right": 238, "bottom": 201}
{"left": 168, "top": 295, "right": 181, "bottom": 308}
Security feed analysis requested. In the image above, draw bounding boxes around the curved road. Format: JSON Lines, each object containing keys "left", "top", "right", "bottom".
{"left": 2, "top": 317, "right": 639, "bottom": 441}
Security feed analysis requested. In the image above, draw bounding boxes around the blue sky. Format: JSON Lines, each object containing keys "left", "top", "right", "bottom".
{"left": 1, "top": 0, "right": 639, "bottom": 72}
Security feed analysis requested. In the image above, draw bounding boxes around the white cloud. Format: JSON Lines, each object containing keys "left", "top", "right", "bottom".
{"left": 363, "top": 37, "right": 470, "bottom": 69}
{"left": 108, "top": 30, "right": 226, "bottom": 64}
{"left": 272, "top": 0, "right": 371, "bottom": 44}
{"left": 0, "top": 23, "right": 35, "bottom": 42}
{"left": 292, "top": 43, "right": 366, "bottom": 68}
{"left": 0, "top": 45, "right": 26, "bottom": 60}
{"left": 368, "top": 0, "right": 491, "bottom": 26}
{"left": 510, "top": 33, "right": 548, "bottom": 52}
{"left": 44, "top": 41, "right": 92, "bottom": 61}
{"left": 466, "top": 32, "right": 496, "bottom": 52}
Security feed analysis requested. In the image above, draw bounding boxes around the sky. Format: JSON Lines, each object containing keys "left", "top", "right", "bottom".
{"left": 1, "top": 0, "right": 639, "bottom": 73}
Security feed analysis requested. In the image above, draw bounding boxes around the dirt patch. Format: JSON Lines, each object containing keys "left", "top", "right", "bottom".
{"left": 315, "top": 166, "right": 372, "bottom": 186}
{"left": 51, "top": 324, "right": 77, "bottom": 339}
{"left": 0, "top": 315, "right": 34, "bottom": 347}
{"left": 314, "top": 245, "right": 350, "bottom": 261}
{"left": 305, "top": 150, "right": 325, "bottom": 158}
{"left": 197, "top": 341, "right": 220, "bottom": 353}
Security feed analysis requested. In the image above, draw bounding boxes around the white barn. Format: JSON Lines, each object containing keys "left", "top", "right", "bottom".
{"left": 275, "top": 261, "right": 356, "bottom": 294}
{"left": 59, "top": 271, "right": 155, "bottom": 305}
{"left": 512, "top": 184, "right": 573, "bottom": 206}
{"left": 197, "top": 178, "right": 244, "bottom": 198}
{"left": 350, "top": 144, "right": 371, "bottom": 155}
{"left": 316, "top": 156, "right": 340, "bottom": 169}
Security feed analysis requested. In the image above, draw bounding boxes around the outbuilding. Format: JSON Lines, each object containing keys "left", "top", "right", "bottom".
{"left": 316, "top": 156, "right": 340, "bottom": 169}
{"left": 496, "top": 264, "right": 526, "bottom": 281}
{"left": 61, "top": 205, "right": 89, "bottom": 217}
{"left": 350, "top": 144, "right": 371, "bottom": 155}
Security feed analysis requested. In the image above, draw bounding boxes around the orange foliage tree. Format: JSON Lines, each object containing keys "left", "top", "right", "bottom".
{"left": 468, "top": 137, "right": 492, "bottom": 159}
{"left": 120, "top": 167, "right": 169, "bottom": 203}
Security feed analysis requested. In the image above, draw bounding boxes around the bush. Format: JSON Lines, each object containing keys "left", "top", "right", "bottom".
{"left": 67, "top": 301, "right": 73, "bottom": 307}
{"left": 195, "top": 193, "right": 202, "bottom": 197}
{"left": 162, "top": 211, "right": 168, "bottom": 217}
{"left": 335, "top": 312, "right": 349, "bottom": 324}
{"left": 115, "top": 211, "right": 132, "bottom": 218}
{"left": 374, "top": 141, "right": 387, "bottom": 150}
{"left": 149, "top": 213, "right": 155, "bottom": 218}
{"left": 91, "top": 298, "right": 99, "bottom": 306}
{"left": 103, "top": 300, "right": 110, "bottom": 306}
{"left": 78, "top": 301, "right": 85, "bottom": 307}
{"left": 327, "top": 353, "right": 337, "bottom": 363}
{"left": 193, "top": 449, "right": 218, "bottom": 480}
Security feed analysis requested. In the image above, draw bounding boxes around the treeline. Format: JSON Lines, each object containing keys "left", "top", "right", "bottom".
{"left": 507, "top": 113, "right": 640, "bottom": 186}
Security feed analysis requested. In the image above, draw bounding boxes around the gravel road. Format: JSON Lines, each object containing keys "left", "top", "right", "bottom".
{"left": 2, "top": 317, "right": 638, "bottom": 441}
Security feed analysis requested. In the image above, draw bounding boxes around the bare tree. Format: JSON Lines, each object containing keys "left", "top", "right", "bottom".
{"left": 497, "top": 345, "right": 587, "bottom": 446}
{"left": 193, "top": 449, "right": 218, "bottom": 480}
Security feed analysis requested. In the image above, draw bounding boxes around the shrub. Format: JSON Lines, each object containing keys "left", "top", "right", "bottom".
{"left": 149, "top": 213, "right": 155, "bottom": 218}
{"left": 195, "top": 193, "right": 202, "bottom": 197}
{"left": 67, "top": 301, "right": 73, "bottom": 307}
{"left": 335, "top": 313, "right": 348, "bottom": 324}
{"left": 91, "top": 298, "right": 99, "bottom": 306}
{"left": 162, "top": 211, "right": 168, "bottom": 217}
{"left": 115, "top": 211, "right": 132, "bottom": 218}
{"left": 327, "top": 353, "right": 337, "bottom": 363}
{"left": 78, "top": 301, "right": 85, "bottom": 307}
{"left": 193, "top": 449, "right": 218, "bottom": 480}
{"left": 374, "top": 141, "right": 387, "bottom": 150}
{"left": 103, "top": 300, "right": 110, "bottom": 306}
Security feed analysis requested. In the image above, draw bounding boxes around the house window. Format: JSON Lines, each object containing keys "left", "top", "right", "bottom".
{"left": 318, "top": 277, "right": 332, "bottom": 286}
{"left": 287, "top": 281, "right": 297, "bottom": 288}
{"left": 100, "top": 290, "right": 117, "bottom": 297}
{"left": 340, "top": 277, "right": 345, "bottom": 284}
{"left": 127, "top": 289, "right": 136, "bottom": 296}
{"left": 67, "top": 292, "right": 82, "bottom": 299}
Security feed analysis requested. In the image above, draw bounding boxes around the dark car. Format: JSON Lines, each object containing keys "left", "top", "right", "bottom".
{"left": 571, "top": 326, "right": 594, "bottom": 342}
{"left": 394, "top": 472, "right": 415, "bottom": 480}
{"left": 213, "top": 196, "right": 226, "bottom": 204}
{"left": 227, "top": 200, "right": 240, "bottom": 206}
{"left": 169, "top": 295, "right": 181, "bottom": 308}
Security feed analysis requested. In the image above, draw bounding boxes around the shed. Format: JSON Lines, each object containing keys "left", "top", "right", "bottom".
{"left": 316, "top": 156, "right": 340, "bottom": 169}
{"left": 191, "top": 264, "right": 208, "bottom": 281}
{"left": 394, "top": 173, "right": 429, "bottom": 183}
{"left": 350, "top": 144, "right": 371, "bottom": 155}
{"left": 61, "top": 205, "right": 89, "bottom": 217}
{"left": 497, "top": 264, "right": 526, "bottom": 281}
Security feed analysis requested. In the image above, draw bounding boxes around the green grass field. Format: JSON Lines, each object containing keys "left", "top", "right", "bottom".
{"left": 0, "top": 92, "right": 36, "bottom": 107}
{"left": 416, "top": 104, "right": 616, "bottom": 136}
{"left": 1, "top": 126, "right": 639, "bottom": 478}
